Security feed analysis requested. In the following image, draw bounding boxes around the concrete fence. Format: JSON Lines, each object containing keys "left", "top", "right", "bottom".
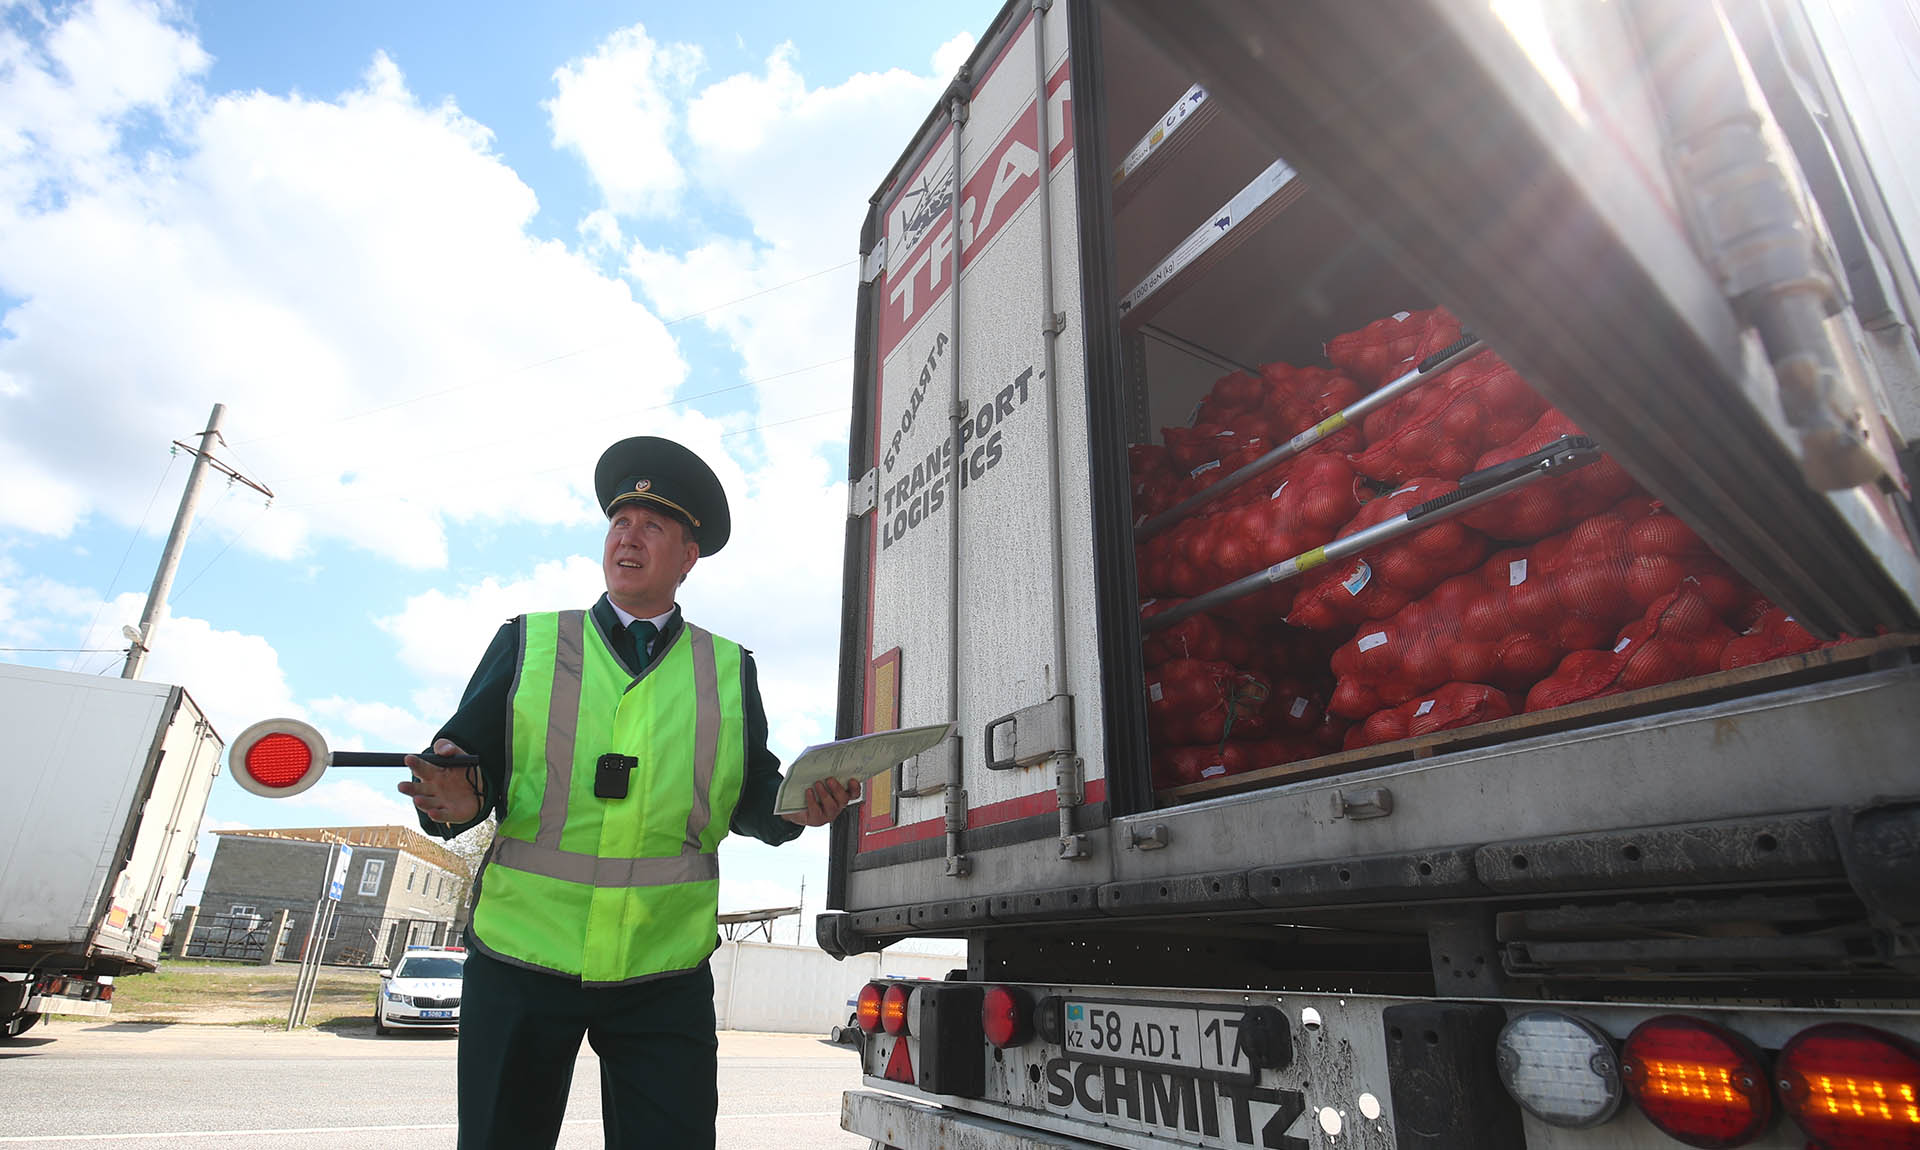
{"left": 709, "top": 941, "right": 959, "bottom": 1034}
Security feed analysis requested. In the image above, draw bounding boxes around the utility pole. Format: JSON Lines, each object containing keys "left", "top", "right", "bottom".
{"left": 122, "top": 403, "right": 273, "bottom": 679}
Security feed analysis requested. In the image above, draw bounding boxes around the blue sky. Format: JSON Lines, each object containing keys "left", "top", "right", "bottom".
{"left": 0, "top": 0, "right": 999, "bottom": 939}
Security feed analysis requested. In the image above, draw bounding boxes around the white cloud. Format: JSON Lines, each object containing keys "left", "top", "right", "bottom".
{"left": 623, "top": 43, "right": 964, "bottom": 446}
{"left": 599, "top": 32, "right": 973, "bottom": 472}
{"left": 579, "top": 206, "right": 623, "bottom": 254}
{"left": 276, "top": 775, "right": 419, "bottom": 825}
{"left": 376, "top": 555, "right": 606, "bottom": 687}
{"left": 545, "top": 24, "right": 702, "bottom": 217}
{"left": 1, "top": 5, "right": 690, "bottom": 568}
{"left": 371, "top": 449, "right": 843, "bottom": 765}
{"left": 930, "top": 32, "right": 974, "bottom": 80}
{"left": 0, "top": 0, "right": 208, "bottom": 190}
{"left": 563, "top": 32, "right": 979, "bottom": 772}
{"left": 308, "top": 695, "right": 438, "bottom": 751}
{"left": 0, "top": 581, "right": 303, "bottom": 742}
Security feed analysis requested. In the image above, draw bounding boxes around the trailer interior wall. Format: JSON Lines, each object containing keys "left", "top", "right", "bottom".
{"left": 1114, "top": 0, "right": 1920, "bottom": 639}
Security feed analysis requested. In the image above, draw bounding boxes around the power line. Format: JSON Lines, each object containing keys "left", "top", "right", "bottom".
{"left": 0, "top": 646, "right": 127, "bottom": 653}
{"left": 657, "top": 260, "right": 855, "bottom": 327}
{"left": 271, "top": 356, "right": 855, "bottom": 509}
{"left": 72, "top": 454, "right": 177, "bottom": 673}
{"left": 229, "top": 258, "right": 859, "bottom": 449}
{"left": 722, "top": 405, "right": 851, "bottom": 438}
{"left": 172, "top": 500, "right": 273, "bottom": 603}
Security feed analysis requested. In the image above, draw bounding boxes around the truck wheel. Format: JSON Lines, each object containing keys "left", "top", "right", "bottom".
{"left": 374, "top": 999, "right": 391, "bottom": 1036}
{"left": 2, "top": 1012, "right": 42, "bottom": 1039}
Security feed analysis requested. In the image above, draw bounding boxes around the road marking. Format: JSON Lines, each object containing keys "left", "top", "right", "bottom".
{"left": 0, "top": 1114, "right": 839, "bottom": 1143}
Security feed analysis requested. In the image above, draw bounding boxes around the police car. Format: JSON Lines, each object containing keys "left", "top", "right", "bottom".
{"left": 374, "top": 946, "right": 466, "bottom": 1035}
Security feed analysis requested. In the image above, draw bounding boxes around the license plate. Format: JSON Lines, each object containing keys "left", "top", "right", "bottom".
{"left": 419, "top": 1010, "right": 453, "bottom": 1019}
{"left": 1062, "top": 1000, "right": 1257, "bottom": 1082}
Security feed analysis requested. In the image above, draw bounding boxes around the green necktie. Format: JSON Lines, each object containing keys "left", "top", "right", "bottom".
{"left": 627, "top": 619, "right": 659, "bottom": 664}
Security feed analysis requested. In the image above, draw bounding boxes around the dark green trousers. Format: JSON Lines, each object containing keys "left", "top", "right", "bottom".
{"left": 458, "top": 948, "right": 719, "bottom": 1150}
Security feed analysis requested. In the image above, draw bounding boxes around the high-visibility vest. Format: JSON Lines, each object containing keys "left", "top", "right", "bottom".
{"left": 470, "top": 609, "right": 747, "bottom": 985}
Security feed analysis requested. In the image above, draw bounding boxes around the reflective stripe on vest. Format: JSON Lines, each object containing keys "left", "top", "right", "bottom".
{"left": 474, "top": 609, "right": 747, "bottom": 984}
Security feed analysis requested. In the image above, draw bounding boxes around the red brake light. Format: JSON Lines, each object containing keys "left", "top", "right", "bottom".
{"left": 982, "top": 985, "right": 1031, "bottom": 1048}
{"left": 855, "top": 983, "right": 884, "bottom": 1033}
{"left": 881, "top": 984, "right": 912, "bottom": 1035}
{"left": 98, "top": 983, "right": 113, "bottom": 1001}
{"left": 1621, "top": 1016, "right": 1772, "bottom": 1148}
{"left": 1776, "top": 1022, "right": 1920, "bottom": 1148}
{"left": 245, "top": 732, "right": 315, "bottom": 788}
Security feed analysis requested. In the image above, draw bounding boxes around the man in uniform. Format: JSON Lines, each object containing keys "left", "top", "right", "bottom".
{"left": 399, "top": 435, "right": 858, "bottom": 1150}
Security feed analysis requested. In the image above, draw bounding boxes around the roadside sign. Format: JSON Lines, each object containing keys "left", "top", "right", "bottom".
{"left": 328, "top": 844, "right": 354, "bottom": 901}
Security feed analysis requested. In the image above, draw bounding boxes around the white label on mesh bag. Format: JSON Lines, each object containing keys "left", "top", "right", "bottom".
{"left": 1290, "top": 696, "right": 1310, "bottom": 719}
{"left": 1201, "top": 764, "right": 1227, "bottom": 778}
{"left": 1149, "top": 682, "right": 1163, "bottom": 702}
{"left": 1393, "top": 311, "right": 1412, "bottom": 322}
{"left": 1614, "top": 637, "right": 1633, "bottom": 653}
{"left": 1271, "top": 480, "right": 1289, "bottom": 500}
{"left": 1392, "top": 484, "right": 1421, "bottom": 498}
{"left": 1415, "top": 699, "right": 1436, "bottom": 717}
{"left": 1342, "top": 560, "right": 1372, "bottom": 597}
{"left": 1190, "top": 459, "right": 1221, "bottom": 478}
{"left": 1358, "top": 632, "right": 1389, "bottom": 653}
{"left": 1510, "top": 559, "right": 1529, "bottom": 586}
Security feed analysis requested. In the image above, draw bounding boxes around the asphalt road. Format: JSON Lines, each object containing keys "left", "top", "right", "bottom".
{"left": 0, "top": 1019, "right": 871, "bottom": 1149}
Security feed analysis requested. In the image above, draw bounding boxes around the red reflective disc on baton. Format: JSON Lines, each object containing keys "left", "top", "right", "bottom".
{"left": 245, "top": 732, "right": 315, "bottom": 788}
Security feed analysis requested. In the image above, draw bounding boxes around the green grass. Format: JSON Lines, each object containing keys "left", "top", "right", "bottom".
{"left": 91, "top": 958, "right": 388, "bottom": 1029}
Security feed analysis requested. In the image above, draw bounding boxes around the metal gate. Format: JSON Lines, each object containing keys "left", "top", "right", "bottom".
{"left": 183, "top": 914, "right": 288, "bottom": 962}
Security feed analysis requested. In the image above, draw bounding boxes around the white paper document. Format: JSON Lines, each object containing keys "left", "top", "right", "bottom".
{"left": 773, "top": 721, "right": 954, "bottom": 815}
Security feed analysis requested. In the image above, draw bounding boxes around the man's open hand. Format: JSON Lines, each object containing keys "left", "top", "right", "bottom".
{"left": 400, "top": 739, "right": 484, "bottom": 826}
{"left": 782, "top": 776, "right": 861, "bottom": 827}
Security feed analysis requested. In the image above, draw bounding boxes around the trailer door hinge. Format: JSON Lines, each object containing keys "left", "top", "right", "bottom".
{"left": 849, "top": 469, "right": 878, "bottom": 517}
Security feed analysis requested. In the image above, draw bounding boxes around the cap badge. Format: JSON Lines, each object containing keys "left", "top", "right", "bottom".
{"left": 633, "top": 479, "right": 651, "bottom": 493}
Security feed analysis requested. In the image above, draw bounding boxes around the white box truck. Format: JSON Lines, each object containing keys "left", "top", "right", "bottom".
{"left": 0, "top": 664, "right": 224, "bottom": 1037}
{"left": 822, "top": 2, "right": 1920, "bottom": 1147}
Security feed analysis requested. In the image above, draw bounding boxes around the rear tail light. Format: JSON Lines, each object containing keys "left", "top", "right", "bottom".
{"left": 855, "top": 983, "right": 884, "bottom": 1033}
{"left": 1776, "top": 1023, "right": 1920, "bottom": 1148}
{"left": 982, "top": 985, "right": 1032, "bottom": 1048}
{"left": 1621, "top": 1015, "right": 1772, "bottom": 1148}
{"left": 1495, "top": 1010, "right": 1624, "bottom": 1129}
{"left": 98, "top": 982, "right": 113, "bottom": 1002}
{"left": 881, "top": 983, "right": 913, "bottom": 1036}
